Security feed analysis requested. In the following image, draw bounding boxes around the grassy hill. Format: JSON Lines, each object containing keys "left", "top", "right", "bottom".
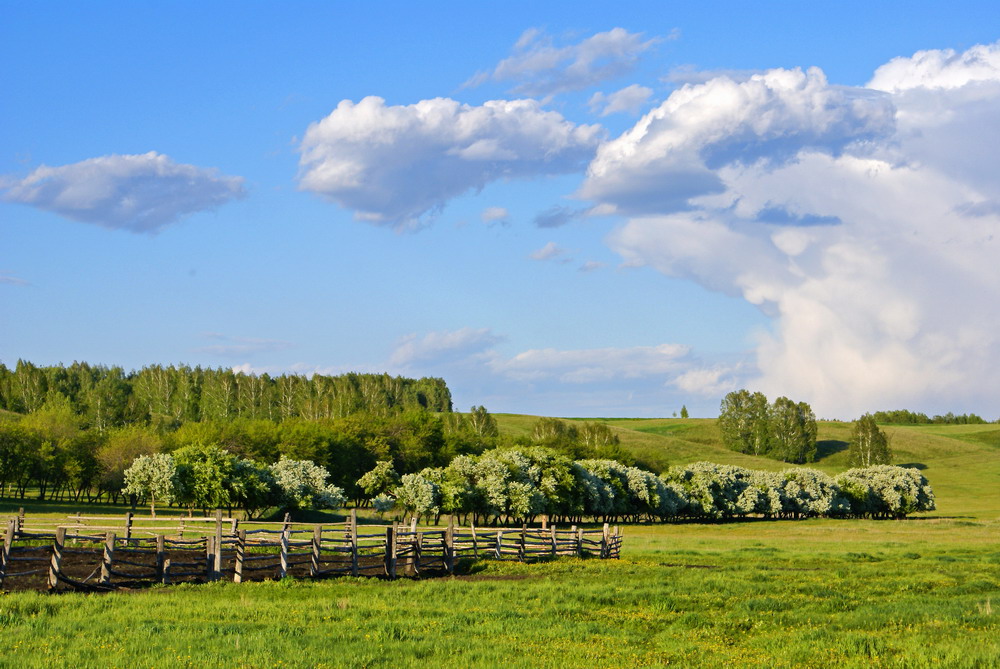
{"left": 493, "top": 414, "right": 1000, "bottom": 519}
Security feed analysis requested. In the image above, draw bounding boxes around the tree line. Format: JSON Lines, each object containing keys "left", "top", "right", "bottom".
{"left": 0, "top": 392, "right": 636, "bottom": 506}
{"left": 870, "top": 409, "right": 992, "bottom": 425}
{"left": 0, "top": 360, "right": 452, "bottom": 428}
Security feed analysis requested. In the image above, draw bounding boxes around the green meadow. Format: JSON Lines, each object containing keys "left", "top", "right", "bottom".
{"left": 2, "top": 418, "right": 998, "bottom": 668}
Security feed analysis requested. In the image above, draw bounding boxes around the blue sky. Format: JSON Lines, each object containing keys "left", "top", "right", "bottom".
{"left": 3, "top": 2, "right": 1000, "bottom": 419}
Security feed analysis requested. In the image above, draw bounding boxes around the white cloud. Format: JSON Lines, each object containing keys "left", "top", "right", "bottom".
{"left": 672, "top": 366, "right": 741, "bottom": 397}
{"left": 1, "top": 152, "right": 245, "bottom": 233}
{"left": 389, "top": 327, "right": 502, "bottom": 367}
{"left": 194, "top": 333, "right": 294, "bottom": 358}
{"left": 473, "top": 27, "right": 659, "bottom": 97}
{"left": 481, "top": 206, "right": 509, "bottom": 225}
{"left": 578, "top": 260, "right": 605, "bottom": 273}
{"left": 868, "top": 40, "right": 1000, "bottom": 92}
{"left": 529, "top": 241, "right": 570, "bottom": 262}
{"left": 588, "top": 84, "right": 653, "bottom": 116}
{"left": 596, "top": 44, "right": 1000, "bottom": 418}
{"left": 580, "top": 67, "right": 895, "bottom": 215}
{"left": 488, "top": 343, "right": 690, "bottom": 383}
{"left": 297, "top": 96, "right": 602, "bottom": 228}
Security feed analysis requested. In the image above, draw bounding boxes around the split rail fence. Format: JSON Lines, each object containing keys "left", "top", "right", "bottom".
{"left": 0, "top": 509, "right": 622, "bottom": 592}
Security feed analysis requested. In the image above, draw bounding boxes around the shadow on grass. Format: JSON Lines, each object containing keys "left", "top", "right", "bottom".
{"left": 815, "top": 440, "right": 848, "bottom": 460}
{"left": 897, "top": 462, "right": 928, "bottom": 470}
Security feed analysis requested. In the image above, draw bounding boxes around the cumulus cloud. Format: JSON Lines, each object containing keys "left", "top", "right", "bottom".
{"left": 588, "top": 84, "right": 653, "bottom": 116}
{"left": 580, "top": 67, "right": 895, "bottom": 215}
{"left": 868, "top": 40, "right": 1000, "bottom": 92}
{"left": 672, "top": 366, "right": 742, "bottom": 397}
{"left": 389, "top": 327, "right": 502, "bottom": 367}
{"left": 297, "top": 96, "right": 602, "bottom": 228}
{"left": 529, "top": 241, "right": 571, "bottom": 262}
{"left": 1, "top": 152, "right": 245, "bottom": 233}
{"left": 488, "top": 343, "right": 690, "bottom": 383}
{"left": 194, "top": 333, "right": 294, "bottom": 358}
{"left": 470, "top": 27, "right": 659, "bottom": 97}
{"left": 595, "top": 44, "right": 1000, "bottom": 417}
{"left": 481, "top": 206, "right": 510, "bottom": 225}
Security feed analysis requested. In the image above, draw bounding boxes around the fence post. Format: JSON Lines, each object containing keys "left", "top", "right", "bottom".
{"left": 413, "top": 532, "right": 423, "bottom": 577}
{"left": 310, "top": 525, "right": 322, "bottom": 578}
{"left": 470, "top": 521, "right": 478, "bottom": 559}
{"left": 17, "top": 507, "right": 24, "bottom": 532}
{"left": 234, "top": 529, "right": 246, "bottom": 583}
{"left": 162, "top": 558, "right": 171, "bottom": 585}
{"left": 495, "top": 530, "right": 503, "bottom": 560}
{"left": 206, "top": 535, "right": 216, "bottom": 581}
{"left": 0, "top": 518, "right": 15, "bottom": 588}
{"left": 156, "top": 534, "right": 165, "bottom": 581}
{"left": 540, "top": 515, "right": 548, "bottom": 530}
{"left": 100, "top": 531, "right": 116, "bottom": 585}
{"left": 124, "top": 512, "right": 133, "bottom": 540}
{"left": 601, "top": 523, "right": 610, "bottom": 559}
{"left": 214, "top": 510, "right": 224, "bottom": 580}
{"left": 279, "top": 525, "right": 291, "bottom": 579}
{"left": 445, "top": 516, "right": 455, "bottom": 575}
{"left": 47, "top": 526, "right": 66, "bottom": 590}
{"left": 350, "top": 509, "right": 359, "bottom": 577}
{"left": 384, "top": 524, "right": 397, "bottom": 579}
{"left": 550, "top": 525, "right": 557, "bottom": 558}
{"left": 575, "top": 527, "right": 583, "bottom": 557}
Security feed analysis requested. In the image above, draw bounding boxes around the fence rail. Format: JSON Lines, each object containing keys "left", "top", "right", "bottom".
{"left": 0, "top": 510, "right": 621, "bottom": 592}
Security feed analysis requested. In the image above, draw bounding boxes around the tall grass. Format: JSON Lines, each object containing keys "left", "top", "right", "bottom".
{"left": 1, "top": 518, "right": 997, "bottom": 668}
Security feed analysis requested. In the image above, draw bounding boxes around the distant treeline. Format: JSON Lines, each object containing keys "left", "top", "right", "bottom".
{"left": 872, "top": 409, "right": 991, "bottom": 425}
{"left": 0, "top": 387, "right": 632, "bottom": 507}
{"left": 0, "top": 360, "right": 452, "bottom": 428}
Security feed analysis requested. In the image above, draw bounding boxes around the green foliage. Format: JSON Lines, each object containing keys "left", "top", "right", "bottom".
{"left": 848, "top": 413, "right": 892, "bottom": 466}
{"left": 173, "top": 443, "right": 239, "bottom": 513}
{"left": 680, "top": 405, "right": 689, "bottom": 419}
{"left": 357, "top": 460, "right": 400, "bottom": 499}
{"left": 872, "top": 408, "right": 989, "bottom": 424}
{"left": 718, "top": 390, "right": 816, "bottom": 463}
{"left": 95, "top": 426, "right": 163, "bottom": 502}
{"left": 0, "top": 360, "right": 453, "bottom": 424}
{"left": 768, "top": 397, "right": 817, "bottom": 464}
{"left": 228, "top": 458, "right": 275, "bottom": 519}
{"left": 718, "top": 390, "right": 771, "bottom": 456}
{"left": 467, "top": 405, "right": 499, "bottom": 440}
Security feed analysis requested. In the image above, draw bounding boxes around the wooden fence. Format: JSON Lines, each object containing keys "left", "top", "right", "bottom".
{"left": 0, "top": 509, "right": 622, "bottom": 592}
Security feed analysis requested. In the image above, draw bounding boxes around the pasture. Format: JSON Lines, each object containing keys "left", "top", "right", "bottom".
{"left": 1, "top": 418, "right": 998, "bottom": 667}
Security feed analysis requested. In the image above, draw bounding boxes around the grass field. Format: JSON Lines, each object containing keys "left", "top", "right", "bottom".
{"left": 1, "top": 417, "right": 998, "bottom": 668}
